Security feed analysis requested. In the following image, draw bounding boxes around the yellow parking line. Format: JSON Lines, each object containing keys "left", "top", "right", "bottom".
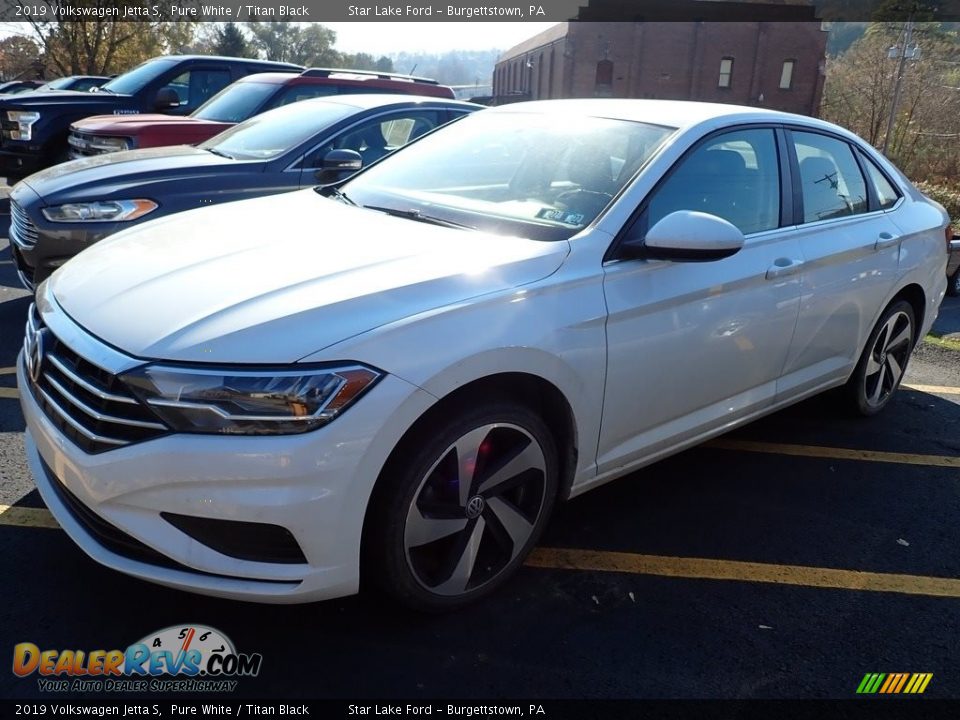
{"left": 707, "top": 439, "right": 960, "bottom": 469}
{"left": 527, "top": 547, "right": 960, "bottom": 599}
{"left": 0, "top": 387, "right": 18, "bottom": 399}
{"left": 0, "top": 505, "right": 59, "bottom": 530}
{"left": 0, "top": 367, "right": 16, "bottom": 376}
{"left": 7, "top": 506, "right": 960, "bottom": 598}
{"left": 902, "top": 382, "right": 960, "bottom": 396}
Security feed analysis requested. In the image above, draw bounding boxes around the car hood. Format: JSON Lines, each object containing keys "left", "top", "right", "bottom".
{"left": 71, "top": 113, "right": 226, "bottom": 134}
{"left": 48, "top": 190, "right": 569, "bottom": 364}
{"left": 21, "top": 146, "right": 243, "bottom": 200}
{"left": 0, "top": 90, "right": 129, "bottom": 109}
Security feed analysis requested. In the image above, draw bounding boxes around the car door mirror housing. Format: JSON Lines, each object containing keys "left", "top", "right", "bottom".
{"left": 155, "top": 87, "right": 181, "bottom": 110}
{"left": 624, "top": 210, "right": 746, "bottom": 262}
{"left": 314, "top": 149, "right": 363, "bottom": 185}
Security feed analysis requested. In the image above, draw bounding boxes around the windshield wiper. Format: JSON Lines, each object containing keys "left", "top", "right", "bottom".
{"left": 327, "top": 187, "right": 356, "bottom": 206}
{"left": 363, "top": 205, "right": 474, "bottom": 230}
{"left": 205, "top": 147, "right": 234, "bottom": 159}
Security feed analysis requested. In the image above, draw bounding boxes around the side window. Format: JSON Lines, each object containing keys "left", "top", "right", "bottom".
{"left": 859, "top": 151, "right": 901, "bottom": 210}
{"left": 792, "top": 131, "right": 868, "bottom": 223}
{"left": 645, "top": 128, "right": 781, "bottom": 236}
{"left": 165, "top": 69, "right": 232, "bottom": 113}
{"left": 311, "top": 111, "right": 442, "bottom": 168}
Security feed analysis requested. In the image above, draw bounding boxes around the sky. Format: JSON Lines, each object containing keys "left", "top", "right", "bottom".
{"left": 319, "top": 22, "right": 559, "bottom": 55}
{"left": 0, "top": 21, "right": 560, "bottom": 56}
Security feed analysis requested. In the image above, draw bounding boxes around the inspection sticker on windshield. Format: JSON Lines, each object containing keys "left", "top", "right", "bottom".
{"left": 536, "top": 207, "right": 585, "bottom": 225}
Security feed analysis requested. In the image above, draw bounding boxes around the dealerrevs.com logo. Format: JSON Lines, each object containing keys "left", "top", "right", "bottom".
{"left": 13, "top": 625, "right": 262, "bottom": 693}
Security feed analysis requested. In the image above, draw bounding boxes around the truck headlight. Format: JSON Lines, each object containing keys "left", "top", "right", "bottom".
{"left": 5, "top": 110, "right": 40, "bottom": 141}
{"left": 41, "top": 199, "right": 158, "bottom": 223}
{"left": 88, "top": 136, "right": 132, "bottom": 153}
{"left": 121, "top": 364, "right": 383, "bottom": 435}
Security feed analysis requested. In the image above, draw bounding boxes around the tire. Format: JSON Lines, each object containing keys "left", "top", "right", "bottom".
{"left": 948, "top": 267, "right": 960, "bottom": 297}
{"left": 366, "top": 400, "right": 559, "bottom": 612}
{"left": 845, "top": 300, "right": 916, "bottom": 416}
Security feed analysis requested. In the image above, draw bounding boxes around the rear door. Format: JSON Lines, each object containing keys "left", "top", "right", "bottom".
{"left": 776, "top": 129, "right": 903, "bottom": 399}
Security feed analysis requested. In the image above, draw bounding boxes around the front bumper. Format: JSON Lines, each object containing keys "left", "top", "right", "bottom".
{"left": 17, "top": 313, "right": 432, "bottom": 603}
{"left": 0, "top": 146, "right": 43, "bottom": 179}
{"left": 9, "top": 182, "right": 118, "bottom": 291}
{"left": 948, "top": 237, "right": 960, "bottom": 277}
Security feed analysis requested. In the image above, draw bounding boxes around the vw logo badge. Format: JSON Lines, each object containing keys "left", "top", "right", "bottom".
{"left": 26, "top": 330, "right": 43, "bottom": 384}
{"left": 465, "top": 495, "right": 485, "bottom": 519}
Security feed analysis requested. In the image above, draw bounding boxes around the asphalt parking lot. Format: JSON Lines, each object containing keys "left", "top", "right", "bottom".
{"left": 0, "top": 235, "right": 958, "bottom": 701}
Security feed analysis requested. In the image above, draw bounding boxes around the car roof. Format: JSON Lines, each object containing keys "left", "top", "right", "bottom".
{"left": 277, "top": 94, "right": 481, "bottom": 111}
{"left": 147, "top": 55, "right": 302, "bottom": 69}
{"left": 487, "top": 99, "right": 852, "bottom": 137}
{"left": 236, "top": 70, "right": 450, "bottom": 89}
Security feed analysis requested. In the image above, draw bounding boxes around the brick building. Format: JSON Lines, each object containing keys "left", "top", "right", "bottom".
{"left": 493, "top": 14, "right": 828, "bottom": 116}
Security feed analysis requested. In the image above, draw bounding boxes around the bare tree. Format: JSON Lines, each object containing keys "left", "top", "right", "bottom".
{"left": 821, "top": 23, "right": 960, "bottom": 180}
{"left": 12, "top": 1, "right": 196, "bottom": 76}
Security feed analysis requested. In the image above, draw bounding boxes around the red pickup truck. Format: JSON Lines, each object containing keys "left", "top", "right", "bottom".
{"left": 68, "top": 68, "right": 456, "bottom": 157}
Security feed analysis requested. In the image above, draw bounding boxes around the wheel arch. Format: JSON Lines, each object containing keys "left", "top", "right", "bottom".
{"left": 359, "top": 370, "right": 581, "bottom": 580}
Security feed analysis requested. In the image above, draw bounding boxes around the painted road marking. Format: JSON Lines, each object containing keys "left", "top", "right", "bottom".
{"left": 902, "top": 382, "right": 960, "bottom": 396}
{"left": 707, "top": 439, "right": 960, "bottom": 469}
{"left": 527, "top": 548, "right": 960, "bottom": 599}
{"left": 5, "top": 506, "right": 960, "bottom": 599}
{"left": 0, "top": 386, "right": 18, "bottom": 399}
{"left": 0, "top": 505, "right": 59, "bottom": 530}
{"left": 0, "top": 367, "right": 15, "bottom": 376}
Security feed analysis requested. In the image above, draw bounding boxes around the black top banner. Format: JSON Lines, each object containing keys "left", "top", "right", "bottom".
{"left": 2, "top": 0, "right": 960, "bottom": 23}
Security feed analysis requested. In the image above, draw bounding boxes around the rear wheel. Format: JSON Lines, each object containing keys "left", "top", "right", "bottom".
{"left": 367, "top": 401, "right": 558, "bottom": 611}
{"left": 846, "top": 300, "right": 915, "bottom": 416}
{"left": 948, "top": 267, "right": 960, "bottom": 297}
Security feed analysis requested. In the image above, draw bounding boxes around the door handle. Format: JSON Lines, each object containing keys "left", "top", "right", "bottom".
{"left": 766, "top": 258, "right": 804, "bottom": 280}
{"left": 875, "top": 232, "right": 900, "bottom": 250}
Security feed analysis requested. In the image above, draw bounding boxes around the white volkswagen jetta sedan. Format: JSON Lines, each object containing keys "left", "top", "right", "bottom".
{"left": 18, "top": 100, "right": 950, "bottom": 610}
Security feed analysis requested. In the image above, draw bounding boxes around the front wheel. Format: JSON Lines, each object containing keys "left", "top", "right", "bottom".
{"left": 367, "top": 401, "right": 559, "bottom": 612}
{"left": 846, "top": 300, "right": 915, "bottom": 416}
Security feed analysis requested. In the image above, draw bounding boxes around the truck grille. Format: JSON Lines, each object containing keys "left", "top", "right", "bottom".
{"left": 23, "top": 304, "right": 170, "bottom": 453}
{"left": 67, "top": 130, "right": 110, "bottom": 158}
{"left": 9, "top": 200, "right": 38, "bottom": 250}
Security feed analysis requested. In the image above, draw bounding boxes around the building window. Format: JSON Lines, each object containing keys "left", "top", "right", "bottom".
{"left": 780, "top": 60, "right": 795, "bottom": 90}
{"left": 718, "top": 58, "right": 733, "bottom": 88}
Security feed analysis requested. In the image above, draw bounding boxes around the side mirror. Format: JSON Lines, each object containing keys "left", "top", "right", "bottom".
{"left": 314, "top": 149, "right": 363, "bottom": 185}
{"left": 155, "top": 87, "right": 181, "bottom": 110}
{"left": 622, "top": 210, "right": 745, "bottom": 262}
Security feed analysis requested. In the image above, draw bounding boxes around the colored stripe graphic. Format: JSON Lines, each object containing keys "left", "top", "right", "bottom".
{"left": 857, "top": 673, "right": 932, "bottom": 694}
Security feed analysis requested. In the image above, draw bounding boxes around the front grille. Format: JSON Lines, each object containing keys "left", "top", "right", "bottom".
{"left": 10, "top": 200, "right": 38, "bottom": 250}
{"left": 24, "top": 304, "right": 170, "bottom": 453}
{"left": 67, "top": 130, "right": 106, "bottom": 158}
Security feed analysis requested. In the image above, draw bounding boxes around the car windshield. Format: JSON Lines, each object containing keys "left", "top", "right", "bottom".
{"left": 200, "top": 99, "right": 356, "bottom": 160}
{"left": 193, "top": 81, "right": 278, "bottom": 123}
{"left": 101, "top": 59, "right": 176, "bottom": 95}
{"left": 340, "top": 111, "right": 675, "bottom": 242}
{"left": 37, "top": 78, "right": 72, "bottom": 91}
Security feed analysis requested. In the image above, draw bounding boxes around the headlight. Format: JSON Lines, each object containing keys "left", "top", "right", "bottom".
{"left": 120, "top": 364, "right": 383, "bottom": 435}
{"left": 88, "top": 136, "right": 132, "bottom": 153}
{"left": 41, "top": 199, "right": 158, "bottom": 223}
{"left": 5, "top": 110, "right": 40, "bottom": 141}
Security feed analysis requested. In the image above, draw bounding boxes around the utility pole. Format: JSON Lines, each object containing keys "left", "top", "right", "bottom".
{"left": 883, "top": 19, "right": 916, "bottom": 155}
